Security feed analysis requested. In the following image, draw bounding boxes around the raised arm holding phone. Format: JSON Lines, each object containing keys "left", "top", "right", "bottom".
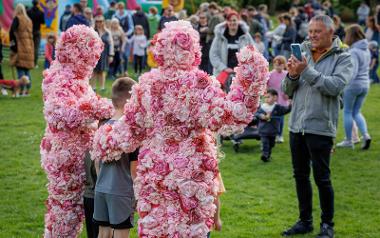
{"left": 281, "top": 15, "right": 353, "bottom": 238}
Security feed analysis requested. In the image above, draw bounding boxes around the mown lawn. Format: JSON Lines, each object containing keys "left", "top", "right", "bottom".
{"left": 0, "top": 60, "right": 379, "bottom": 238}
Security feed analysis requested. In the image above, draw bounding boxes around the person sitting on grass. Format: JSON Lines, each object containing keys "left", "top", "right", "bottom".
{"left": 0, "top": 75, "right": 30, "bottom": 97}
{"left": 93, "top": 77, "right": 138, "bottom": 238}
{"left": 255, "top": 88, "right": 291, "bottom": 162}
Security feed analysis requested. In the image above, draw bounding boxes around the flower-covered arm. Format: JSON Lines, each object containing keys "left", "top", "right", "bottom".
{"left": 91, "top": 85, "right": 147, "bottom": 162}
{"left": 197, "top": 45, "right": 269, "bottom": 136}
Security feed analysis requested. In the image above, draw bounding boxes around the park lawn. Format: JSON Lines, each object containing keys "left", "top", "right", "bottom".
{"left": 0, "top": 60, "right": 379, "bottom": 238}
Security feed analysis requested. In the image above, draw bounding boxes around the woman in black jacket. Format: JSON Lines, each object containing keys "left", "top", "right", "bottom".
{"left": 280, "top": 14, "right": 297, "bottom": 59}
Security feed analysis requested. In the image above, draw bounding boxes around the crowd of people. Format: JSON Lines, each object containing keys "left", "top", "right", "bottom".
{"left": 0, "top": 0, "right": 378, "bottom": 238}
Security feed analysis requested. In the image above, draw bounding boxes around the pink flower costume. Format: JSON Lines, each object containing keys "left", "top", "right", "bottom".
{"left": 40, "top": 25, "right": 114, "bottom": 237}
{"left": 92, "top": 21, "right": 269, "bottom": 238}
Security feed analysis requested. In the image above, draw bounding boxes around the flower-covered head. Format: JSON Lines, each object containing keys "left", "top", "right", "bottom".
{"left": 56, "top": 25, "right": 104, "bottom": 70}
{"left": 152, "top": 20, "right": 201, "bottom": 70}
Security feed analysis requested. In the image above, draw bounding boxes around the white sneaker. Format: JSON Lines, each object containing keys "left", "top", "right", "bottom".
{"left": 276, "top": 136, "right": 284, "bottom": 143}
{"left": 352, "top": 137, "right": 361, "bottom": 144}
{"left": 1, "top": 88, "right": 8, "bottom": 95}
{"left": 336, "top": 140, "right": 354, "bottom": 149}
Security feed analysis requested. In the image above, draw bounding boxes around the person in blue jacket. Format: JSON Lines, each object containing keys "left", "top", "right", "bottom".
{"left": 65, "top": 3, "right": 89, "bottom": 30}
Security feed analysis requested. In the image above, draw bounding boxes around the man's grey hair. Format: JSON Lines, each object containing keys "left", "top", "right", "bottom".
{"left": 310, "top": 15, "right": 335, "bottom": 31}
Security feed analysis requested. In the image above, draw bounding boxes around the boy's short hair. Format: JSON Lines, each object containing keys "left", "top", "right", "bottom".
{"left": 267, "top": 88, "right": 278, "bottom": 97}
{"left": 111, "top": 77, "right": 136, "bottom": 109}
{"left": 273, "top": 55, "right": 287, "bottom": 65}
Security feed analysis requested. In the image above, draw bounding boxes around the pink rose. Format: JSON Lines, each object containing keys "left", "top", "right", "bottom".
{"left": 173, "top": 32, "right": 192, "bottom": 50}
{"left": 202, "top": 157, "right": 218, "bottom": 171}
{"left": 173, "top": 157, "right": 189, "bottom": 169}
{"left": 153, "top": 160, "right": 170, "bottom": 176}
{"left": 180, "top": 196, "right": 198, "bottom": 212}
{"left": 191, "top": 171, "right": 205, "bottom": 182}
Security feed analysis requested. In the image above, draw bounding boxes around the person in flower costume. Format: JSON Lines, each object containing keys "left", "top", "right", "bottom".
{"left": 91, "top": 20, "right": 269, "bottom": 238}
{"left": 40, "top": 25, "right": 114, "bottom": 237}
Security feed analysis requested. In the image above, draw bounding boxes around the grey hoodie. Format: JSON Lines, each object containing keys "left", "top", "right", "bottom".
{"left": 209, "top": 21, "right": 254, "bottom": 76}
{"left": 346, "top": 39, "right": 370, "bottom": 90}
{"left": 282, "top": 37, "right": 353, "bottom": 137}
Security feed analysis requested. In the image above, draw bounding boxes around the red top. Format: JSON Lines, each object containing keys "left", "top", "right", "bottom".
{"left": 45, "top": 43, "right": 54, "bottom": 63}
{"left": 0, "top": 80, "right": 19, "bottom": 89}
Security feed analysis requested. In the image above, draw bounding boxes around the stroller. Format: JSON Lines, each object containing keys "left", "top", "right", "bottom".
{"left": 219, "top": 72, "right": 261, "bottom": 152}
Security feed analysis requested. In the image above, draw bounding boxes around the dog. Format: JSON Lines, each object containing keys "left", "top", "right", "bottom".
{"left": 0, "top": 75, "right": 30, "bottom": 97}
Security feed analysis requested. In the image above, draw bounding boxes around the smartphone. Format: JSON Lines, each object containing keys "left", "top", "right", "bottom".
{"left": 291, "top": 43, "right": 302, "bottom": 61}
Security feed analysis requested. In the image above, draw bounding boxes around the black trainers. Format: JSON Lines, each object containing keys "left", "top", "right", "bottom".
{"left": 261, "top": 155, "right": 270, "bottom": 162}
{"left": 361, "top": 138, "right": 371, "bottom": 150}
{"left": 282, "top": 220, "right": 313, "bottom": 236}
{"left": 316, "top": 223, "right": 334, "bottom": 238}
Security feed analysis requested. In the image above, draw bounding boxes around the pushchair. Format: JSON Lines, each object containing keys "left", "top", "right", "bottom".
{"left": 218, "top": 72, "right": 261, "bottom": 153}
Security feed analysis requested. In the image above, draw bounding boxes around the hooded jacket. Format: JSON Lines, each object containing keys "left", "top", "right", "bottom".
{"left": 209, "top": 21, "right": 254, "bottom": 76}
{"left": 282, "top": 37, "right": 353, "bottom": 137}
{"left": 65, "top": 14, "right": 90, "bottom": 30}
{"left": 346, "top": 39, "right": 371, "bottom": 90}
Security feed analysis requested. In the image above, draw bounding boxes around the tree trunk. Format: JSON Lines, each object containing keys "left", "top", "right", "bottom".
{"left": 269, "top": 0, "right": 277, "bottom": 15}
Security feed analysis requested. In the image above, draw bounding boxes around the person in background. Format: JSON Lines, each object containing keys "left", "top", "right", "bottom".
{"left": 66, "top": 3, "right": 90, "bottom": 29}
{"left": 337, "top": 25, "right": 372, "bottom": 150}
{"left": 281, "top": 15, "right": 353, "bottom": 238}
{"left": 109, "top": 18, "right": 125, "bottom": 80}
{"left": 280, "top": 14, "right": 296, "bottom": 59}
{"left": 158, "top": 5, "right": 178, "bottom": 31}
{"left": 113, "top": 2, "right": 134, "bottom": 73}
{"left": 59, "top": 5, "right": 72, "bottom": 32}
{"left": 241, "top": 8, "right": 263, "bottom": 40}
{"left": 128, "top": 25, "right": 148, "bottom": 76}
{"left": 266, "top": 14, "right": 285, "bottom": 57}
{"left": 365, "top": 16, "right": 379, "bottom": 44}
{"left": 84, "top": 7, "right": 94, "bottom": 28}
{"left": 92, "top": 15, "right": 114, "bottom": 91}
{"left": 293, "top": 7, "right": 309, "bottom": 43}
{"left": 80, "top": 0, "right": 88, "bottom": 9}
{"left": 209, "top": 10, "right": 254, "bottom": 77}
{"left": 368, "top": 41, "right": 379, "bottom": 84}
{"left": 133, "top": 5, "right": 150, "bottom": 39}
{"left": 148, "top": 7, "right": 160, "bottom": 39}
{"left": 94, "top": 5, "right": 103, "bottom": 17}
{"left": 268, "top": 56, "right": 289, "bottom": 143}
{"left": 322, "top": 1, "right": 334, "bottom": 17}
{"left": 357, "top": 1, "right": 370, "bottom": 26}
{"left": 333, "top": 15, "right": 345, "bottom": 41}
{"left": 27, "top": 0, "right": 45, "bottom": 68}
{"left": 104, "top": 1, "right": 116, "bottom": 20}
{"left": 197, "top": 12, "right": 210, "bottom": 73}
{"left": 44, "top": 33, "right": 56, "bottom": 69}
{"left": 206, "top": 2, "right": 224, "bottom": 44}
{"left": 10, "top": 3, "right": 34, "bottom": 96}
{"left": 255, "top": 88, "right": 291, "bottom": 162}
{"left": 253, "top": 33, "right": 265, "bottom": 54}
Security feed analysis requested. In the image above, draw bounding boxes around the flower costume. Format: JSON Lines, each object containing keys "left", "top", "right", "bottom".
{"left": 91, "top": 21, "right": 269, "bottom": 238}
{"left": 40, "top": 25, "right": 114, "bottom": 237}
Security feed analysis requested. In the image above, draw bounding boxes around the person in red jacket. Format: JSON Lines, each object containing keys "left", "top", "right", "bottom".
{"left": 44, "top": 33, "right": 56, "bottom": 69}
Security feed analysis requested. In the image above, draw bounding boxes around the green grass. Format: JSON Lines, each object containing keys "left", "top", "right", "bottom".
{"left": 0, "top": 60, "right": 379, "bottom": 238}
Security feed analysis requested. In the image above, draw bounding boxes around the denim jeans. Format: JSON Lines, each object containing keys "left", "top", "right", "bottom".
{"left": 289, "top": 132, "right": 334, "bottom": 225}
{"left": 16, "top": 67, "right": 31, "bottom": 90}
{"left": 370, "top": 67, "right": 379, "bottom": 83}
{"left": 261, "top": 135, "right": 276, "bottom": 157}
{"left": 343, "top": 87, "right": 369, "bottom": 140}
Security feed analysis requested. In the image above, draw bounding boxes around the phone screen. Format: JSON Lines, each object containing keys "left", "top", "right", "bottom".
{"left": 291, "top": 44, "right": 302, "bottom": 61}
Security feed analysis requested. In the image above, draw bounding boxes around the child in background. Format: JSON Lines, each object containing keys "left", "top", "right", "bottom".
{"left": 44, "top": 33, "right": 56, "bottom": 69}
{"left": 267, "top": 55, "right": 289, "bottom": 143}
{"left": 93, "top": 77, "right": 138, "bottom": 238}
{"left": 369, "top": 41, "right": 379, "bottom": 84}
{"left": 254, "top": 33, "right": 265, "bottom": 55}
{"left": 128, "top": 25, "right": 148, "bottom": 76}
{"left": 255, "top": 89, "right": 291, "bottom": 162}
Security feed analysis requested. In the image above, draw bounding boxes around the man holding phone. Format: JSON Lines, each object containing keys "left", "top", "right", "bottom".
{"left": 281, "top": 15, "right": 353, "bottom": 238}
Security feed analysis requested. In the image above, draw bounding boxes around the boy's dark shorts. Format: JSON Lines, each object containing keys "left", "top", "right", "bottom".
{"left": 93, "top": 192, "right": 135, "bottom": 229}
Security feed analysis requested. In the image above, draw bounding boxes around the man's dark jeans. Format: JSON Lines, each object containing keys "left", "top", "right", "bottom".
{"left": 289, "top": 132, "right": 334, "bottom": 225}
